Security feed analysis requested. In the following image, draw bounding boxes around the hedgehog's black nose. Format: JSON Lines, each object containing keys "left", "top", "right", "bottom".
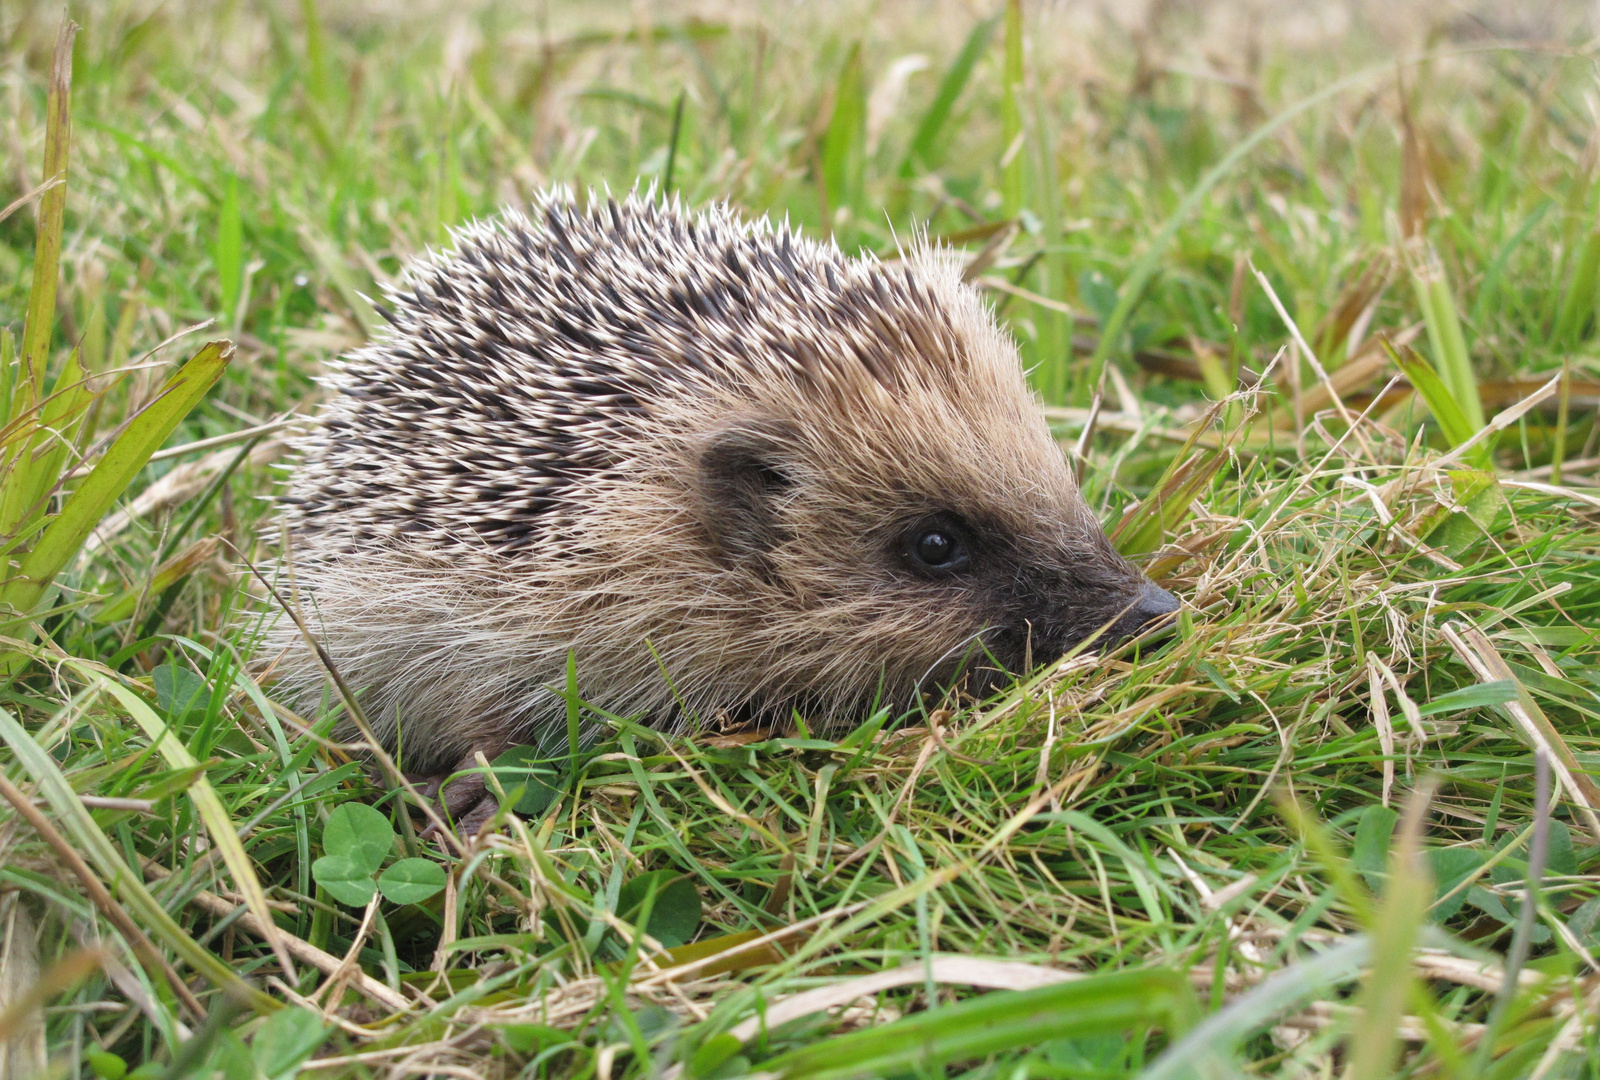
{"left": 1109, "top": 580, "right": 1181, "bottom": 642}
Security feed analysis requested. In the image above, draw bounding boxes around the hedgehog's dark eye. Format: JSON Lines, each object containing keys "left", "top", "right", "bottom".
{"left": 904, "top": 516, "right": 971, "bottom": 574}
{"left": 916, "top": 530, "right": 956, "bottom": 565}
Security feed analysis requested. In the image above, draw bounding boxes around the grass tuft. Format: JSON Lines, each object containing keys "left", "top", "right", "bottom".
{"left": 1, "top": 3, "right": 1599, "bottom": 1079}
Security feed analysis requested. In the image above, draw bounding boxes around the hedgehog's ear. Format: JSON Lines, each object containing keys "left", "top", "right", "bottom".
{"left": 697, "top": 417, "right": 799, "bottom": 566}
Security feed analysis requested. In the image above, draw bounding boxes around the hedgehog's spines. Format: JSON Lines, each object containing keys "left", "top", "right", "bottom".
{"left": 295, "top": 193, "right": 959, "bottom": 550}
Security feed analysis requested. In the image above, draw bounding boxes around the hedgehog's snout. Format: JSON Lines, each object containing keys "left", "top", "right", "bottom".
{"left": 1054, "top": 551, "right": 1182, "bottom": 654}
{"left": 954, "top": 512, "right": 1180, "bottom": 668}
{"left": 1009, "top": 574, "right": 1179, "bottom": 664}
{"left": 1104, "top": 579, "right": 1181, "bottom": 643}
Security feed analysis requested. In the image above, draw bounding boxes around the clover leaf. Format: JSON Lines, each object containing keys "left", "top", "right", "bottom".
{"left": 378, "top": 857, "right": 448, "bottom": 905}
{"left": 616, "top": 869, "right": 702, "bottom": 948}
{"left": 252, "top": 1006, "right": 327, "bottom": 1080}
{"left": 312, "top": 801, "right": 445, "bottom": 907}
{"left": 489, "top": 745, "right": 562, "bottom": 816}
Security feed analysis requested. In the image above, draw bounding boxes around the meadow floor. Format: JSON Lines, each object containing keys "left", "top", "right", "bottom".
{"left": 2, "top": 2, "right": 1600, "bottom": 1078}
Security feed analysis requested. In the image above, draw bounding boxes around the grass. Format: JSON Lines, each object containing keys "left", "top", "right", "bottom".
{"left": 2, "top": 1, "right": 1600, "bottom": 1078}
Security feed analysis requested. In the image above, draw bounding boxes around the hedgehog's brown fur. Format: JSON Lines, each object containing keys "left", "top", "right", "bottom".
{"left": 271, "top": 192, "right": 1176, "bottom": 825}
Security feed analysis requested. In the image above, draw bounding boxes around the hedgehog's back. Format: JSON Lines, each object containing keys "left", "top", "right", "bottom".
{"left": 284, "top": 195, "right": 970, "bottom": 556}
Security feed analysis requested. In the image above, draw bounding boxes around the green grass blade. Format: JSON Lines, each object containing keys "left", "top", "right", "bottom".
{"left": 1029, "top": 85, "right": 1071, "bottom": 402}
{"left": 300, "top": 0, "right": 332, "bottom": 106}
{"left": 1385, "top": 339, "right": 1489, "bottom": 466}
{"left": 0, "top": 332, "right": 17, "bottom": 523}
{"left": 1411, "top": 250, "right": 1485, "bottom": 432}
{"left": 998, "top": 0, "right": 1023, "bottom": 218}
{"left": 819, "top": 44, "right": 865, "bottom": 226}
{"left": 1110, "top": 422, "right": 1231, "bottom": 558}
{"left": 899, "top": 15, "right": 999, "bottom": 177}
{"left": 11, "top": 349, "right": 96, "bottom": 533}
{"left": 0, "top": 348, "right": 102, "bottom": 565}
{"left": 1345, "top": 788, "right": 1435, "bottom": 1080}
{"left": 0, "top": 341, "right": 231, "bottom": 622}
{"left": 0, "top": 329, "right": 15, "bottom": 433}
{"left": 1551, "top": 228, "right": 1600, "bottom": 348}
{"left": 10, "top": 8, "right": 1600, "bottom": 1072}
{"left": 1086, "top": 61, "right": 1403, "bottom": 395}
{"left": 216, "top": 173, "right": 244, "bottom": 326}
{"left": 19, "top": 21, "right": 76, "bottom": 410}
{"left": 1140, "top": 936, "right": 1371, "bottom": 1079}
{"left": 0, "top": 701, "right": 275, "bottom": 1012}
{"left": 71, "top": 663, "right": 300, "bottom": 984}
{"left": 763, "top": 968, "right": 1194, "bottom": 1080}
{"left": 662, "top": 90, "right": 686, "bottom": 194}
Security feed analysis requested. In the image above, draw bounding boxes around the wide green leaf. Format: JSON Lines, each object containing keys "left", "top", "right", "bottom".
{"left": 312, "top": 854, "right": 379, "bottom": 907}
{"left": 153, "top": 662, "right": 209, "bottom": 720}
{"left": 322, "top": 801, "right": 394, "bottom": 877}
{"left": 490, "top": 744, "right": 562, "bottom": 816}
{"left": 252, "top": 1006, "right": 327, "bottom": 1080}
{"left": 617, "top": 869, "right": 702, "bottom": 948}
{"left": 1427, "top": 848, "right": 1485, "bottom": 922}
{"left": 377, "top": 857, "right": 447, "bottom": 905}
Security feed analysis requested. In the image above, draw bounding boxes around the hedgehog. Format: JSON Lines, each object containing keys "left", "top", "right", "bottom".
{"left": 270, "top": 192, "right": 1180, "bottom": 831}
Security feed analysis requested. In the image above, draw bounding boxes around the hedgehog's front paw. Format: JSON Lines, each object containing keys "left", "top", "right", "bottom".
{"left": 412, "top": 755, "right": 501, "bottom": 839}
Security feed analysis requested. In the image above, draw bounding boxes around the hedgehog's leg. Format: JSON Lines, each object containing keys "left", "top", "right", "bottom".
{"left": 440, "top": 764, "right": 500, "bottom": 838}
{"left": 411, "top": 753, "right": 503, "bottom": 839}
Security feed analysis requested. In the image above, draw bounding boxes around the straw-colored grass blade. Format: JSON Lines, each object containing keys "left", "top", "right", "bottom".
{"left": 1398, "top": 85, "right": 1428, "bottom": 240}
{"left": 1441, "top": 621, "right": 1600, "bottom": 842}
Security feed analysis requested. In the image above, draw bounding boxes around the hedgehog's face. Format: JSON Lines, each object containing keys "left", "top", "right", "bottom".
{"left": 692, "top": 391, "right": 1180, "bottom": 711}
{"left": 878, "top": 499, "right": 1181, "bottom": 684}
